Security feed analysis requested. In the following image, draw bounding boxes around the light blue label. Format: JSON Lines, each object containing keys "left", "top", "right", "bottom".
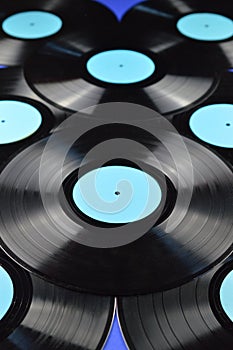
{"left": 72, "top": 166, "right": 162, "bottom": 223}
{"left": 0, "top": 266, "right": 14, "bottom": 321}
{"left": 0, "top": 100, "right": 42, "bottom": 144}
{"left": 2, "top": 11, "right": 62, "bottom": 39}
{"left": 189, "top": 104, "right": 233, "bottom": 148}
{"left": 220, "top": 270, "right": 233, "bottom": 322}
{"left": 87, "top": 50, "right": 155, "bottom": 84}
{"left": 177, "top": 13, "right": 233, "bottom": 41}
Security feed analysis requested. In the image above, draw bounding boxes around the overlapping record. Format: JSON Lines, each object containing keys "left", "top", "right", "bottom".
{"left": 0, "top": 104, "right": 232, "bottom": 295}
{"left": 0, "top": 250, "right": 114, "bottom": 349}
{"left": 24, "top": 28, "right": 216, "bottom": 115}
{"left": 122, "top": 0, "right": 233, "bottom": 70}
{"left": 118, "top": 255, "right": 233, "bottom": 350}
{"left": 0, "top": 66, "right": 69, "bottom": 165}
{"left": 172, "top": 70, "right": 233, "bottom": 165}
{"left": 0, "top": 0, "right": 116, "bottom": 66}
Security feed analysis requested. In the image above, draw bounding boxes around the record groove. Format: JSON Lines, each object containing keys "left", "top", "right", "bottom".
{"left": 172, "top": 71, "right": 233, "bottom": 165}
{"left": 0, "top": 250, "right": 114, "bottom": 349}
{"left": 118, "top": 256, "right": 233, "bottom": 350}
{"left": 0, "top": 105, "right": 232, "bottom": 295}
{"left": 24, "top": 32, "right": 217, "bottom": 114}
{"left": 0, "top": 0, "right": 117, "bottom": 66}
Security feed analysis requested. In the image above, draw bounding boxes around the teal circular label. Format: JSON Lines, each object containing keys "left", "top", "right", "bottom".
{"left": 0, "top": 266, "right": 14, "bottom": 321}
{"left": 72, "top": 166, "right": 162, "bottom": 223}
{"left": 189, "top": 104, "right": 233, "bottom": 148}
{"left": 2, "top": 11, "right": 62, "bottom": 39}
{"left": 86, "top": 50, "right": 155, "bottom": 84}
{"left": 0, "top": 100, "right": 42, "bottom": 144}
{"left": 177, "top": 13, "right": 233, "bottom": 41}
{"left": 220, "top": 270, "right": 233, "bottom": 322}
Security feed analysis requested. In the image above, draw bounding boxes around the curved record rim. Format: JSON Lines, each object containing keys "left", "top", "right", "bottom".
{"left": 0, "top": 250, "right": 32, "bottom": 342}
{"left": 0, "top": 0, "right": 117, "bottom": 66}
{"left": 118, "top": 255, "right": 233, "bottom": 350}
{"left": 122, "top": 0, "right": 233, "bottom": 43}
{"left": 0, "top": 250, "right": 114, "bottom": 349}
{"left": 172, "top": 71, "right": 233, "bottom": 165}
{"left": 121, "top": 1, "right": 233, "bottom": 71}
{"left": 0, "top": 66, "right": 71, "bottom": 165}
{"left": 24, "top": 32, "right": 218, "bottom": 115}
{"left": 0, "top": 124, "right": 232, "bottom": 295}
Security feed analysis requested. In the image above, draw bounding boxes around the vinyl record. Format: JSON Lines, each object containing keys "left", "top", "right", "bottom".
{"left": 118, "top": 255, "right": 233, "bottom": 350}
{"left": 172, "top": 70, "right": 233, "bottom": 165}
{"left": 24, "top": 29, "right": 216, "bottom": 115}
{"left": 0, "top": 0, "right": 116, "bottom": 66}
{"left": 122, "top": 0, "right": 233, "bottom": 69}
{"left": 0, "top": 65, "right": 70, "bottom": 164}
{"left": 0, "top": 104, "right": 232, "bottom": 295}
{"left": 0, "top": 250, "right": 114, "bottom": 349}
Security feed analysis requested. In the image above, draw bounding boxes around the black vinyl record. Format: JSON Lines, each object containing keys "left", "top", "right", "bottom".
{"left": 0, "top": 250, "right": 114, "bottom": 350}
{"left": 24, "top": 29, "right": 216, "bottom": 115}
{"left": 122, "top": 0, "right": 233, "bottom": 70}
{"left": 118, "top": 255, "right": 233, "bottom": 350}
{"left": 0, "top": 66, "right": 70, "bottom": 164}
{"left": 172, "top": 70, "right": 233, "bottom": 165}
{"left": 0, "top": 0, "right": 116, "bottom": 66}
{"left": 0, "top": 104, "right": 232, "bottom": 296}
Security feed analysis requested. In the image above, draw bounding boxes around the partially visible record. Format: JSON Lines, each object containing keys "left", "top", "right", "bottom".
{"left": 0, "top": 105, "right": 232, "bottom": 295}
{"left": 0, "top": 0, "right": 116, "bottom": 66}
{"left": 118, "top": 255, "right": 233, "bottom": 350}
{"left": 122, "top": 0, "right": 233, "bottom": 69}
{"left": 0, "top": 66, "right": 70, "bottom": 164}
{"left": 24, "top": 31, "right": 217, "bottom": 114}
{"left": 173, "top": 70, "right": 233, "bottom": 165}
{"left": 0, "top": 250, "right": 114, "bottom": 349}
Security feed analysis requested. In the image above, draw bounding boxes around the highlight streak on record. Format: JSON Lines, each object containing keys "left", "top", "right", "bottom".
{"left": 118, "top": 256, "right": 233, "bottom": 350}
{"left": 0, "top": 0, "right": 117, "bottom": 65}
{"left": 0, "top": 104, "right": 232, "bottom": 295}
{"left": 24, "top": 36, "right": 216, "bottom": 114}
{"left": 121, "top": 0, "right": 233, "bottom": 70}
{"left": 0, "top": 250, "right": 114, "bottom": 350}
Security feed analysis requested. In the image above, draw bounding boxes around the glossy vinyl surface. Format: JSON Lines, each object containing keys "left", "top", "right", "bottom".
{"left": 0, "top": 252, "right": 114, "bottom": 349}
{"left": 0, "top": 117, "right": 232, "bottom": 295}
{"left": 24, "top": 33, "right": 216, "bottom": 114}
{"left": 172, "top": 72, "right": 233, "bottom": 164}
{"left": 118, "top": 257, "right": 233, "bottom": 350}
